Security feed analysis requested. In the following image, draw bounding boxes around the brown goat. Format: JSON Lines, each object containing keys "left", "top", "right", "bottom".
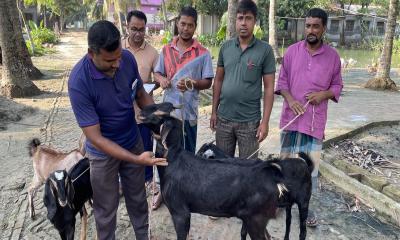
{"left": 28, "top": 138, "right": 83, "bottom": 219}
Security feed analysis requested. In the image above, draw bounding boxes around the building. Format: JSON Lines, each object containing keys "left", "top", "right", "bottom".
{"left": 139, "top": 0, "right": 164, "bottom": 31}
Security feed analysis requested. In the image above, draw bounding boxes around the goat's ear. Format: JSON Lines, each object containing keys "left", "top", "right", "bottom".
{"left": 66, "top": 177, "right": 75, "bottom": 209}
{"left": 43, "top": 179, "right": 57, "bottom": 220}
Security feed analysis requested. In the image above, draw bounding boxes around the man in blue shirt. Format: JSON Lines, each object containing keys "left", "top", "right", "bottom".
{"left": 68, "top": 20, "right": 166, "bottom": 240}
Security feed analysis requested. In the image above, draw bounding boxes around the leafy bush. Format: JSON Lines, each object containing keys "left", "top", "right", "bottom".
{"left": 29, "top": 21, "right": 58, "bottom": 44}
{"left": 161, "top": 30, "right": 173, "bottom": 44}
{"left": 356, "top": 37, "right": 400, "bottom": 54}
{"left": 26, "top": 39, "right": 45, "bottom": 56}
{"left": 197, "top": 34, "right": 224, "bottom": 47}
{"left": 25, "top": 21, "right": 58, "bottom": 56}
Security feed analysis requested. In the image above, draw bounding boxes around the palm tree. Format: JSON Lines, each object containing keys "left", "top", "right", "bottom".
{"left": 365, "top": 0, "right": 398, "bottom": 90}
{"left": 0, "top": 0, "right": 40, "bottom": 97}
{"left": 226, "top": 0, "right": 238, "bottom": 39}
{"left": 268, "top": 0, "right": 281, "bottom": 63}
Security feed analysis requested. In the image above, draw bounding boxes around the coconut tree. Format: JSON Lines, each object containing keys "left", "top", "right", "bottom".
{"left": 268, "top": 0, "right": 281, "bottom": 63}
{"left": 365, "top": 0, "right": 398, "bottom": 90}
{"left": 227, "top": 0, "right": 238, "bottom": 39}
{"left": 0, "top": 0, "right": 40, "bottom": 97}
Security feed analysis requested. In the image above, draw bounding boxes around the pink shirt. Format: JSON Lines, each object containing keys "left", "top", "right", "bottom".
{"left": 275, "top": 40, "right": 343, "bottom": 140}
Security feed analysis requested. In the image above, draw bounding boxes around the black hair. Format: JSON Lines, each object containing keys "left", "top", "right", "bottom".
{"left": 127, "top": 10, "right": 147, "bottom": 24}
{"left": 88, "top": 20, "right": 120, "bottom": 53}
{"left": 178, "top": 6, "right": 198, "bottom": 25}
{"left": 237, "top": 0, "right": 258, "bottom": 19}
{"left": 306, "top": 8, "right": 328, "bottom": 26}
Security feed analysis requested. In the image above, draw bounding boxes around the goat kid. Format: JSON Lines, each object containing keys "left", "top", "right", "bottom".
{"left": 28, "top": 138, "right": 83, "bottom": 218}
{"left": 197, "top": 142, "right": 314, "bottom": 240}
{"left": 140, "top": 103, "right": 287, "bottom": 240}
{"left": 44, "top": 158, "right": 92, "bottom": 240}
{"left": 28, "top": 138, "right": 84, "bottom": 218}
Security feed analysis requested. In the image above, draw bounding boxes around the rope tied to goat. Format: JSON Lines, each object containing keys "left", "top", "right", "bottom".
{"left": 247, "top": 100, "right": 313, "bottom": 159}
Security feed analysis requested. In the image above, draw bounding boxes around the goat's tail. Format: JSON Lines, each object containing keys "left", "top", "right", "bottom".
{"left": 298, "top": 152, "right": 314, "bottom": 173}
{"left": 28, "top": 138, "right": 41, "bottom": 157}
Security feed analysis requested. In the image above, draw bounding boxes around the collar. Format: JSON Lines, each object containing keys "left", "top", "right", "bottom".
{"left": 171, "top": 36, "right": 200, "bottom": 52}
{"left": 302, "top": 40, "right": 326, "bottom": 56}
{"left": 235, "top": 35, "right": 257, "bottom": 48}
{"left": 88, "top": 55, "right": 106, "bottom": 80}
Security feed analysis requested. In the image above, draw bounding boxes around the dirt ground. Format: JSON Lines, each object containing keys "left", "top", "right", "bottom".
{"left": 1, "top": 31, "right": 400, "bottom": 240}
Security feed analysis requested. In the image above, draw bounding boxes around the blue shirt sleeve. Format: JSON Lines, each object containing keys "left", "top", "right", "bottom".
{"left": 202, "top": 52, "right": 214, "bottom": 79}
{"left": 154, "top": 48, "right": 166, "bottom": 75}
{"left": 68, "top": 75, "right": 99, "bottom": 128}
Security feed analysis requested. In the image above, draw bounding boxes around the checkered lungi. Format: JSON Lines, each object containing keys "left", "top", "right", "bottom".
{"left": 280, "top": 130, "right": 322, "bottom": 177}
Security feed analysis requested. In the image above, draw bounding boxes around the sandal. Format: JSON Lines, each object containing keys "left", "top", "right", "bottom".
{"left": 152, "top": 192, "right": 163, "bottom": 210}
{"left": 306, "top": 211, "right": 318, "bottom": 227}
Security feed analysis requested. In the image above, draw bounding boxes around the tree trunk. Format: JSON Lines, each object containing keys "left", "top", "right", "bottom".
{"left": 43, "top": 5, "right": 47, "bottom": 28}
{"left": 365, "top": 0, "right": 398, "bottom": 90}
{"left": 0, "top": 0, "right": 40, "bottom": 97}
{"left": 340, "top": 4, "right": 346, "bottom": 47}
{"left": 268, "top": 0, "right": 281, "bottom": 63}
{"left": 12, "top": 0, "right": 43, "bottom": 79}
{"left": 118, "top": 11, "right": 125, "bottom": 36}
{"left": 60, "top": 11, "right": 65, "bottom": 33}
{"left": 161, "top": 0, "right": 168, "bottom": 30}
{"left": 17, "top": 1, "right": 35, "bottom": 55}
{"left": 227, "top": 0, "right": 238, "bottom": 39}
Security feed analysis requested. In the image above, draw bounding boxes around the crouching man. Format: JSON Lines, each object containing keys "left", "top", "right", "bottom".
{"left": 68, "top": 20, "right": 166, "bottom": 240}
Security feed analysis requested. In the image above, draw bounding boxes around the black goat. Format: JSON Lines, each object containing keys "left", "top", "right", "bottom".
{"left": 196, "top": 142, "right": 314, "bottom": 240}
{"left": 140, "top": 103, "right": 287, "bottom": 240}
{"left": 43, "top": 158, "right": 92, "bottom": 240}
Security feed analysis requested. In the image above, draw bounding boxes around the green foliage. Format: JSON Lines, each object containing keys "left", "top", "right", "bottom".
{"left": 216, "top": 25, "right": 226, "bottom": 42}
{"left": 26, "top": 39, "right": 45, "bottom": 56}
{"left": 197, "top": 34, "right": 224, "bottom": 47}
{"left": 29, "top": 21, "right": 58, "bottom": 44}
{"left": 356, "top": 37, "right": 400, "bottom": 54}
{"left": 26, "top": 21, "right": 58, "bottom": 56}
{"left": 253, "top": 25, "right": 264, "bottom": 40}
{"left": 194, "top": 0, "right": 227, "bottom": 17}
{"left": 166, "top": 0, "right": 193, "bottom": 12}
{"left": 257, "top": 0, "right": 315, "bottom": 39}
{"left": 161, "top": 31, "right": 173, "bottom": 44}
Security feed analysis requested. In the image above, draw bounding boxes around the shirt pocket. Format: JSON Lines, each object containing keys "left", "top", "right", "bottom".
{"left": 243, "top": 61, "right": 262, "bottom": 83}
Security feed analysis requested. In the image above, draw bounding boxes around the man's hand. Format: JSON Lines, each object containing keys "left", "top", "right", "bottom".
{"left": 288, "top": 99, "right": 305, "bottom": 115}
{"left": 306, "top": 91, "right": 327, "bottom": 105}
{"left": 256, "top": 122, "right": 269, "bottom": 143}
{"left": 210, "top": 112, "right": 217, "bottom": 131}
{"left": 159, "top": 76, "right": 171, "bottom": 89}
{"left": 176, "top": 78, "right": 194, "bottom": 92}
{"left": 137, "top": 152, "right": 168, "bottom": 166}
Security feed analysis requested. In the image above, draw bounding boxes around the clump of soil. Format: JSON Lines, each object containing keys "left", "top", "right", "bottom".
{"left": 0, "top": 96, "right": 36, "bottom": 130}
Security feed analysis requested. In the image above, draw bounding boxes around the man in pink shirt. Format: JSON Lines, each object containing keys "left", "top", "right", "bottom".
{"left": 275, "top": 8, "right": 343, "bottom": 227}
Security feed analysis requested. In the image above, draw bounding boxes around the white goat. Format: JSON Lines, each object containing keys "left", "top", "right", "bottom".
{"left": 28, "top": 138, "right": 83, "bottom": 218}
